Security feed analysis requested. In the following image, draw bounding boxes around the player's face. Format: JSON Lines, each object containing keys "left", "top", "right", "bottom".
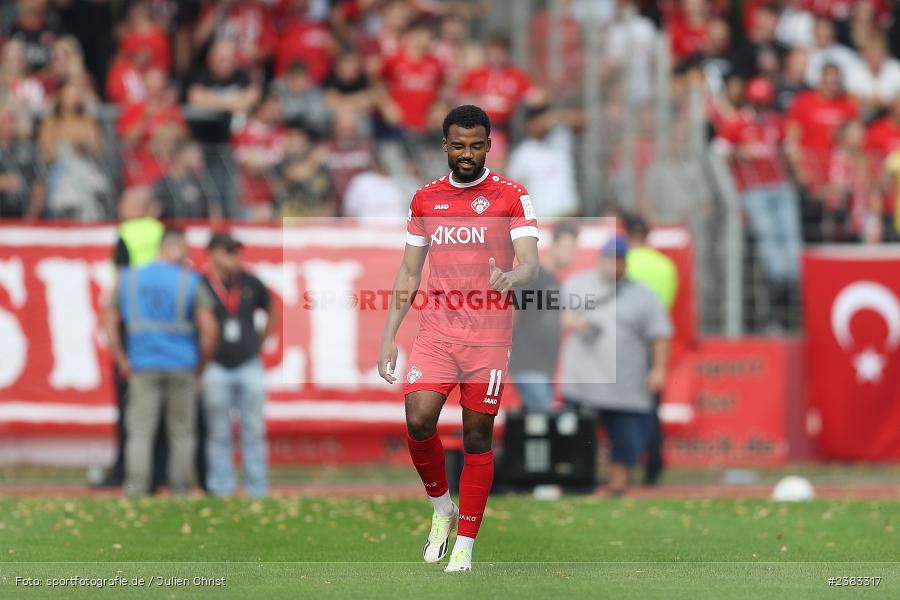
{"left": 443, "top": 124, "right": 490, "bottom": 182}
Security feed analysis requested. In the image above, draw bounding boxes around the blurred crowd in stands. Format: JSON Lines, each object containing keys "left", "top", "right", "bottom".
{"left": 1, "top": 0, "right": 900, "bottom": 252}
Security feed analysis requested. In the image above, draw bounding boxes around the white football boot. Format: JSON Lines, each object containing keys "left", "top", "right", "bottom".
{"left": 423, "top": 503, "right": 458, "bottom": 563}
{"left": 443, "top": 546, "right": 472, "bottom": 572}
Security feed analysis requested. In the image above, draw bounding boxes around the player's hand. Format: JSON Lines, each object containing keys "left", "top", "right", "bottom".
{"left": 378, "top": 338, "right": 399, "bottom": 384}
{"left": 488, "top": 257, "right": 513, "bottom": 294}
{"left": 646, "top": 367, "right": 666, "bottom": 394}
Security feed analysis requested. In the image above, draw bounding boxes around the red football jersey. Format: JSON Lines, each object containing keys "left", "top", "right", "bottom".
{"left": 406, "top": 168, "right": 538, "bottom": 346}
{"left": 456, "top": 66, "right": 532, "bottom": 127}
{"left": 275, "top": 19, "right": 332, "bottom": 82}
{"left": 381, "top": 51, "right": 443, "bottom": 132}
{"left": 864, "top": 117, "right": 900, "bottom": 214}
{"left": 787, "top": 90, "right": 859, "bottom": 187}
{"left": 717, "top": 108, "right": 787, "bottom": 190}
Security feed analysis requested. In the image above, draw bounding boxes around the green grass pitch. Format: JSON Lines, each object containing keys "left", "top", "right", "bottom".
{"left": 0, "top": 495, "right": 898, "bottom": 599}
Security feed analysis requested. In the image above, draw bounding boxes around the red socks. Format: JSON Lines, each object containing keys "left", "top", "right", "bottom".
{"left": 457, "top": 449, "right": 494, "bottom": 538}
{"left": 407, "top": 432, "right": 449, "bottom": 497}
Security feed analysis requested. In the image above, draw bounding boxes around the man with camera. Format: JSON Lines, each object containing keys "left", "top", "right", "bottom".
{"left": 560, "top": 234, "right": 671, "bottom": 496}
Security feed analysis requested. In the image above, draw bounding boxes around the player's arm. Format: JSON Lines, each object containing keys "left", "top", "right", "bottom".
{"left": 488, "top": 236, "right": 539, "bottom": 294}
{"left": 378, "top": 242, "right": 429, "bottom": 383}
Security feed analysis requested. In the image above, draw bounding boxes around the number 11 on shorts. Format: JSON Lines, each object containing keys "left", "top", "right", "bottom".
{"left": 486, "top": 368, "right": 503, "bottom": 397}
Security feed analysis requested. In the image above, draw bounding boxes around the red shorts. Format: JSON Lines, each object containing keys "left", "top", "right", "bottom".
{"left": 401, "top": 336, "right": 511, "bottom": 416}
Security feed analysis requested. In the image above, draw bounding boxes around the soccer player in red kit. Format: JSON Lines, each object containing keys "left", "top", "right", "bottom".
{"left": 378, "top": 105, "right": 539, "bottom": 572}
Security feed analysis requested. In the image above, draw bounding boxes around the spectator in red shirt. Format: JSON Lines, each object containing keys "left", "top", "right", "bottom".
{"left": 668, "top": 0, "right": 709, "bottom": 67}
{"left": 864, "top": 96, "right": 900, "bottom": 163}
{"left": 105, "top": 46, "right": 152, "bottom": 105}
{"left": 717, "top": 76, "right": 801, "bottom": 327}
{"left": 457, "top": 33, "right": 534, "bottom": 169}
{"left": 786, "top": 62, "right": 859, "bottom": 241}
{"left": 194, "top": 0, "right": 277, "bottom": 75}
{"left": 232, "top": 93, "right": 287, "bottom": 221}
{"left": 379, "top": 20, "right": 445, "bottom": 134}
{"left": 275, "top": 0, "right": 334, "bottom": 83}
{"left": 118, "top": 1, "right": 171, "bottom": 73}
{"left": 827, "top": 120, "right": 878, "bottom": 242}
{"left": 118, "top": 67, "right": 187, "bottom": 187}
{"left": 864, "top": 97, "right": 900, "bottom": 240}
{"left": 368, "top": 0, "right": 415, "bottom": 65}
{"left": 457, "top": 33, "right": 533, "bottom": 130}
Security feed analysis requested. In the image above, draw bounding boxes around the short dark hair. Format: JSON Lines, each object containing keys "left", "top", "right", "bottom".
{"left": 487, "top": 32, "right": 511, "bottom": 50}
{"left": 442, "top": 105, "right": 491, "bottom": 138}
{"left": 161, "top": 226, "right": 185, "bottom": 243}
{"left": 623, "top": 212, "right": 649, "bottom": 239}
{"left": 552, "top": 220, "right": 579, "bottom": 242}
{"left": 407, "top": 18, "right": 436, "bottom": 35}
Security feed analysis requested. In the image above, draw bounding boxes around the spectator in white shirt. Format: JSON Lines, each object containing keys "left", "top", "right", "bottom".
{"left": 805, "top": 17, "right": 859, "bottom": 87}
{"left": 775, "top": 4, "right": 815, "bottom": 49}
{"left": 342, "top": 158, "right": 415, "bottom": 220}
{"left": 507, "top": 104, "right": 580, "bottom": 220}
{"left": 605, "top": 1, "right": 659, "bottom": 106}
{"left": 846, "top": 35, "right": 900, "bottom": 116}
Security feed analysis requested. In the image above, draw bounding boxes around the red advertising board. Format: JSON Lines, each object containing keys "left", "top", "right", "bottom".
{"left": 662, "top": 339, "right": 806, "bottom": 467}
{"left": 0, "top": 222, "right": 696, "bottom": 465}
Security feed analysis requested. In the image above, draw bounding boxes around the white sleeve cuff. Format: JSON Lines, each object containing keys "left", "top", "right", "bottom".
{"left": 406, "top": 232, "right": 430, "bottom": 246}
{"left": 510, "top": 225, "right": 539, "bottom": 241}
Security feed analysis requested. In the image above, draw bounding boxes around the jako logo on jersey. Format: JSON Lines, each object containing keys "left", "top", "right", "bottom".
{"left": 433, "top": 204, "right": 449, "bottom": 210}
{"left": 407, "top": 366, "right": 422, "bottom": 384}
{"left": 430, "top": 225, "right": 486, "bottom": 245}
{"left": 471, "top": 196, "right": 490, "bottom": 214}
{"left": 459, "top": 514, "right": 479, "bottom": 522}
{"left": 483, "top": 398, "right": 498, "bottom": 405}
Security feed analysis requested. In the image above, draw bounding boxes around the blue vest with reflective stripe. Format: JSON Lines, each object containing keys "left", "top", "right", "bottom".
{"left": 119, "top": 262, "right": 200, "bottom": 372}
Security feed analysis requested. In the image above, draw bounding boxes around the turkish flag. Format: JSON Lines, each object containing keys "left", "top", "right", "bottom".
{"left": 803, "top": 248, "right": 900, "bottom": 460}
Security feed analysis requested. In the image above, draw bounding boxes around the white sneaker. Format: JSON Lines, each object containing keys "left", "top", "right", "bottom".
{"left": 423, "top": 503, "right": 457, "bottom": 563}
{"left": 443, "top": 546, "right": 472, "bottom": 572}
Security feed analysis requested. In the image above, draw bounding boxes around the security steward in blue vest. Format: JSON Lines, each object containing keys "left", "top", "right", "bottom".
{"left": 105, "top": 227, "right": 219, "bottom": 497}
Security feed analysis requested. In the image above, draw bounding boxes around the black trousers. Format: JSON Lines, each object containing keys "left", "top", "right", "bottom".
{"left": 643, "top": 393, "right": 664, "bottom": 485}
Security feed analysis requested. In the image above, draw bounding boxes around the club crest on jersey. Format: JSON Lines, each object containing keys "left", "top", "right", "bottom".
{"left": 407, "top": 365, "right": 423, "bottom": 384}
{"left": 471, "top": 196, "right": 490, "bottom": 214}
